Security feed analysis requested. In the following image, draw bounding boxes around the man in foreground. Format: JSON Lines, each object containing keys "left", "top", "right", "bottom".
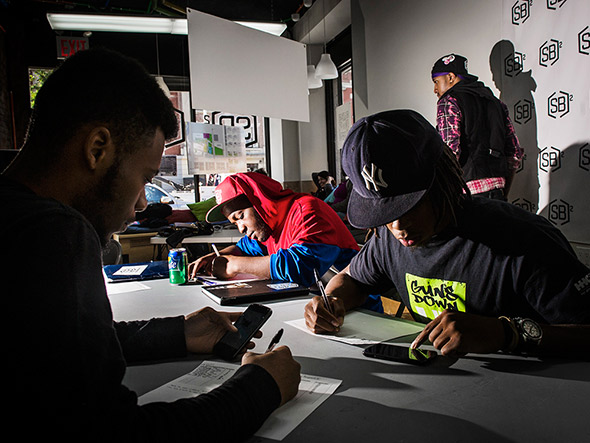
{"left": 431, "top": 53, "right": 523, "bottom": 200}
{"left": 2, "top": 48, "right": 300, "bottom": 441}
{"left": 304, "top": 109, "right": 589, "bottom": 358}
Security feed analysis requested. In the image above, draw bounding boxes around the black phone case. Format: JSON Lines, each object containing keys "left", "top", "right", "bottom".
{"left": 213, "top": 304, "right": 272, "bottom": 360}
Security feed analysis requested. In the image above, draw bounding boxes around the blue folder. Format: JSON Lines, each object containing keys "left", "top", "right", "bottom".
{"left": 103, "top": 260, "right": 169, "bottom": 283}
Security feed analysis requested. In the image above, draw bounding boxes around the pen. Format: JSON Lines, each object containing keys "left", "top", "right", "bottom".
{"left": 211, "top": 244, "right": 220, "bottom": 257}
{"left": 266, "top": 328, "right": 284, "bottom": 353}
{"left": 314, "top": 268, "right": 334, "bottom": 314}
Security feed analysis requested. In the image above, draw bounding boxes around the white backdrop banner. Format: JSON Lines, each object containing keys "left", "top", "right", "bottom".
{"left": 499, "top": 0, "right": 589, "bottom": 243}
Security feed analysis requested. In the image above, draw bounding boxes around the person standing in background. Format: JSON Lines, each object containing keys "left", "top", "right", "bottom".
{"left": 431, "top": 53, "right": 523, "bottom": 200}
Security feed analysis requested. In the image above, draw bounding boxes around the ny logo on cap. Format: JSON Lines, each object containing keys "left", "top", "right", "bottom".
{"left": 362, "top": 163, "right": 388, "bottom": 192}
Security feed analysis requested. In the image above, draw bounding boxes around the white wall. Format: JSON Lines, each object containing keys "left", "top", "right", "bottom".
{"left": 349, "top": 0, "right": 589, "bottom": 251}
{"left": 352, "top": 0, "right": 502, "bottom": 124}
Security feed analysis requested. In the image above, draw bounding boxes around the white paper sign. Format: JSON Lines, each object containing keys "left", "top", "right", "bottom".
{"left": 113, "top": 265, "right": 148, "bottom": 276}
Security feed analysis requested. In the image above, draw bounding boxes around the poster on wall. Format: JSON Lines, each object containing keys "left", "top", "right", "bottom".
{"left": 186, "top": 122, "right": 247, "bottom": 178}
{"left": 500, "top": 0, "right": 589, "bottom": 244}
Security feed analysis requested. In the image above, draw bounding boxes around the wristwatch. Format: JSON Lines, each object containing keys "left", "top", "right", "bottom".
{"left": 513, "top": 317, "right": 543, "bottom": 351}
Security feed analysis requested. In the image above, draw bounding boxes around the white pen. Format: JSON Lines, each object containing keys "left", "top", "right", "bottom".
{"left": 211, "top": 244, "right": 220, "bottom": 257}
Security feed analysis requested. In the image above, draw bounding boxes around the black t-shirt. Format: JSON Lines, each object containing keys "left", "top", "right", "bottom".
{"left": 1, "top": 175, "right": 280, "bottom": 441}
{"left": 349, "top": 197, "right": 590, "bottom": 324}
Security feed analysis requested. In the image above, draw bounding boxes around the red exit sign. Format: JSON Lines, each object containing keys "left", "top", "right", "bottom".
{"left": 56, "top": 36, "right": 89, "bottom": 59}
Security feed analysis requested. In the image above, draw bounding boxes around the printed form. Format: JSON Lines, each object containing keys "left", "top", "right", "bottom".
{"left": 138, "top": 361, "right": 341, "bottom": 441}
{"left": 285, "top": 309, "right": 424, "bottom": 345}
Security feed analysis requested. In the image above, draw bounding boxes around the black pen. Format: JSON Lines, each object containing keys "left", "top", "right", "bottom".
{"left": 266, "top": 328, "right": 284, "bottom": 353}
{"left": 314, "top": 268, "right": 334, "bottom": 314}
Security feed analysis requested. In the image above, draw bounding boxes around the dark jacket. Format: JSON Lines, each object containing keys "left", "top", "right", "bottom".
{"left": 442, "top": 80, "right": 510, "bottom": 182}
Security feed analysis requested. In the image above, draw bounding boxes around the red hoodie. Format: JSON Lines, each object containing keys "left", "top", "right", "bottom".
{"left": 209, "top": 172, "right": 359, "bottom": 286}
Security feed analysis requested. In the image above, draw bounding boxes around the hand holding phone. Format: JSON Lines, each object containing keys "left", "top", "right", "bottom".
{"left": 363, "top": 343, "right": 437, "bottom": 365}
{"left": 213, "top": 304, "right": 272, "bottom": 360}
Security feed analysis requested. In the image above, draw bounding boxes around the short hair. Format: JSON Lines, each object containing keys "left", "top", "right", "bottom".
{"left": 24, "top": 48, "right": 177, "bottom": 162}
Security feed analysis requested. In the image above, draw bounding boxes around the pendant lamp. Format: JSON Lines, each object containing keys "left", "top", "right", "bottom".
{"left": 307, "top": 64, "right": 323, "bottom": 89}
{"left": 155, "top": 35, "right": 171, "bottom": 97}
{"left": 315, "top": 0, "right": 338, "bottom": 80}
{"left": 315, "top": 53, "right": 338, "bottom": 79}
{"left": 305, "top": 19, "right": 323, "bottom": 90}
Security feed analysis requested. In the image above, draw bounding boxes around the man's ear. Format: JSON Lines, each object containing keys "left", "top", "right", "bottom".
{"left": 84, "top": 126, "right": 116, "bottom": 171}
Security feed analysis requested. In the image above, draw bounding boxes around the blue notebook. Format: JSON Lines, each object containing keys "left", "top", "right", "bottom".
{"left": 103, "top": 260, "right": 169, "bottom": 283}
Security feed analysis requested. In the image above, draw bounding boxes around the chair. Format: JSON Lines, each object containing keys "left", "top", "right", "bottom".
{"left": 102, "top": 238, "right": 123, "bottom": 265}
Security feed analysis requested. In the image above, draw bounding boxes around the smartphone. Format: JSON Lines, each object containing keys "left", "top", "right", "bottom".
{"left": 363, "top": 343, "right": 437, "bottom": 365}
{"left": 213, "top": 304, "right": 272, "bottom": 361}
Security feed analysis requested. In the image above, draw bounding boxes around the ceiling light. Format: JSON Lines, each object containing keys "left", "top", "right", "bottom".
{"left": 47, "top": 13, "right": 188, "bottom": 34}
{"left": 314, "top": 1, "right": 339, "bottom": 80}
{"left": 46, "top": 13, "right": 287, "bottom": 37}
{"left": 315, "top": 53, "right": 338, "bottom": 79}
{"left": 156, "top": 76, "right": 171, "bottom": 97}
{"left": 307, "top": 65, "right": 323, "bottom": 89}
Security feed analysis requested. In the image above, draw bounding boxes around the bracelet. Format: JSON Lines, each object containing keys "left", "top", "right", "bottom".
{"left": 498, "top": 316, "right": 519, "bottom": 352}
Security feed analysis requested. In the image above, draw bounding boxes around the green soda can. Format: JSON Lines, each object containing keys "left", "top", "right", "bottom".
{"left": 168, "top": 248, "right": 188, "bottom": 285}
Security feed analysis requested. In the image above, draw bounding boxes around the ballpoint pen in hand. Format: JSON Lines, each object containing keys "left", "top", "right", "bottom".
{"left": 314, "top": 268, "right": 334, "bottom": 314}
{"left": 266, "top": 328, "right": 284, "bottom": 353}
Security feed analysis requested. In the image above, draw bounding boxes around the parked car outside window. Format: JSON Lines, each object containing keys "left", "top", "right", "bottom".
{"left": 145, "top": 183, "right": 193, "bottom": 209}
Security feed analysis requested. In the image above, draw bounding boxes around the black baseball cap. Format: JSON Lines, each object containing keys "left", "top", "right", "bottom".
{"left": 431, "top": 53, "right": 478, "bottom": 81}
{"left": 341, "top": 110, "right": 445, "bottom": 229}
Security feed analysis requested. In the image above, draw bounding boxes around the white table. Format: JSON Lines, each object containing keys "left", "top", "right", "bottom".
{"left": 149, "top": 229, "right": 244, "bottom": 245}
{"left": 109, "top": 279, "right": 590, "bottom": 443}
{"left": 150, "top": 228, "right": 244, "bottom": 259}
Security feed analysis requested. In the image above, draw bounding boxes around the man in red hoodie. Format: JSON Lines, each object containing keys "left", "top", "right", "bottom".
{"left": 188, "top": 172, "right": 362, "bottom": 289}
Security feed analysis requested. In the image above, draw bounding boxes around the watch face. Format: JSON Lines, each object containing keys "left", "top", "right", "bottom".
{"left": 522, "top": 319, "right": 542, "bottom": 339}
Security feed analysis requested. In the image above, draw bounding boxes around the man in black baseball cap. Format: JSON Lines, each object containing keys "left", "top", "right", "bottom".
{"left": 431, "top": 53, "right": 523, "bottom": 201}
{"left": 303, "top": 109, "right": 590, "bottom": 360}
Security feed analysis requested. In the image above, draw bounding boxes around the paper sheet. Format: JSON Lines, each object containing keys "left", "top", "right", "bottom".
{"left": 139, "top": 361, "right": 341, "bottom": 440}
{"left": 192, "top": 273, "right": 260, "bottom": 286}
{"left": 286, "top": 310, "right": 424, "bottom": 345}
{"left": 105, "top": 281, "right": 151, "bottom": 295}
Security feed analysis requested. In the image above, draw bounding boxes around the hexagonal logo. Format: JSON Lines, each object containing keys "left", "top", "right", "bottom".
{"left": 539, "top": 39, "right": 562, "bottom": 67}
{"left": 579, "top": 26, "right": 590, "bottom": 55}
{"left": 511, "top": 198, "right": 536, "bottom": 212}
{"left": 514, "top": 99, "right": 534, "bottom": 124}
{"left": 504, "top": 52, "right": 525, "bottom": 77}
{"left": 547, "top": 91, "right": 572, "bottom": 119}
{"left": 548, "top": 199, "right": 572, "bottom": 226}
{"left": 546, "top": 0, "right": 568, "bottom": 10}
{"left": 512, "top": 0, "right": 531, "bottom": 25}
{"left": 539, "top": 146, "right": 562, "bottom": 173}
{"left": 580, "top": 143, "right": 590, "bottom": 172}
